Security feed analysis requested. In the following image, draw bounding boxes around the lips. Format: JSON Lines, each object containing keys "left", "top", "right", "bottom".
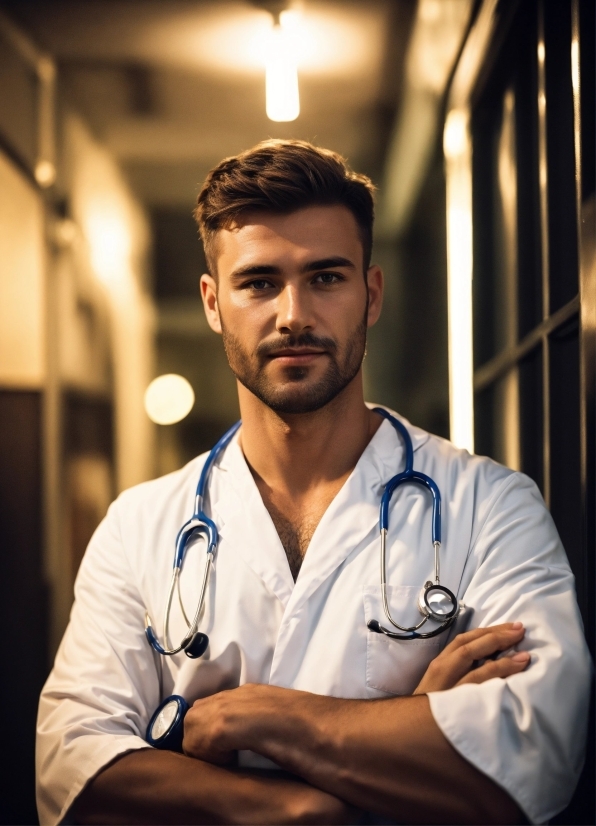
{"left": 268, "top": 348, "right": 326, "bottom": 364}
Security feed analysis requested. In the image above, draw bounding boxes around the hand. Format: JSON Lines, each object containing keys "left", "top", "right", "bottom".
{"left": 182, "top": 683, "right": 281, "bottom": 765}
{"left": 413, "top": 622, "right": 530, "bottom": 695}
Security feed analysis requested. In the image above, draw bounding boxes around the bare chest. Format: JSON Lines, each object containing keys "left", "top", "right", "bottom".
{"left": 257, "top": 487, "right": 342, "bottom": 581}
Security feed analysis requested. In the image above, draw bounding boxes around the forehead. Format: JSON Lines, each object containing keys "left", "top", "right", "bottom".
{"left": 214, "top": 205, "right": 363, "bottom": 271}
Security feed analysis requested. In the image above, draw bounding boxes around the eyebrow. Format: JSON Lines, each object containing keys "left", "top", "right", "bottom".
{"left": 230, "top": 256, "right": 356, "bottom": 280}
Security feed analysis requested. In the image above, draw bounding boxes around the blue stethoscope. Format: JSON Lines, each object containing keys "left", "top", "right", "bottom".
{"left": 145, "top": 408, "right": 461, "bottom": 750}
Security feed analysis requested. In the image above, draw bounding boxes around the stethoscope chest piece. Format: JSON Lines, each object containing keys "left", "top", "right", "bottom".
{"left": 146, "top": 694, "right": 189, "bottom": 752}
{"left": 184, "top": 632, "right": 209, "bottom": 659}
{"left": 417, "top": 581, "right": 459, "bottom": 622}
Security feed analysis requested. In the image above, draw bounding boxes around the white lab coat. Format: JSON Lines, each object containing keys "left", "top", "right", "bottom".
{"left": 36, "top": 410, "right": 591, "bottom": 825}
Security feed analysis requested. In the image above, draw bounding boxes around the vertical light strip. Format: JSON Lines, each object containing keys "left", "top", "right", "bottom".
{"left": 35, "top": 56, "right": 56, "bottom": 187}
{"left": 537, "top": 2, "right": 551, "bottom": 506}
{"left": 498, "top": 88, "right": 520, "bottom": 470}
{"left": 444, "top": 108, "right": 475, "bottom": 453}
{"left": 570, "top": 2, "right": 582, "bottom": 208}
{"left": 571, "top": 0, "right": 594, "bottom": 609}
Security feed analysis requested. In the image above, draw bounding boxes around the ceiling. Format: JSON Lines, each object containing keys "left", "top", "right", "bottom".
{"left": 4, "top": 0, "right": 416, "bottom": 209}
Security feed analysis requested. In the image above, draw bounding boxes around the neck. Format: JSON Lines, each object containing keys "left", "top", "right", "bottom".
{"left": 237, "top": 372, "right": 381, "bottom": 498}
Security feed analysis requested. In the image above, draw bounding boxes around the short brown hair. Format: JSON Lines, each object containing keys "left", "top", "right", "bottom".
{"left": 194, "top": 139, "right": 375, "bottom": 274}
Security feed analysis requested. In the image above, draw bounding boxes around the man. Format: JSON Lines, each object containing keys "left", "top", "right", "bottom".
{"left": 37, "top": 140, "right": 590, "bottom": 825}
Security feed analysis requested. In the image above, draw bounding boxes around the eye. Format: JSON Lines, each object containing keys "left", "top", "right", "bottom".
{"left": 313, "top": 271, "right": 344, "bottom": 285}
{"left": 245, "top": 279, "right": 274, "bottom": 291}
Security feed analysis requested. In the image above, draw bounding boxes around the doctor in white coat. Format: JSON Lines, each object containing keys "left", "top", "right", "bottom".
{"left": 37, "top": 140, "right": 590, "bottom": 825}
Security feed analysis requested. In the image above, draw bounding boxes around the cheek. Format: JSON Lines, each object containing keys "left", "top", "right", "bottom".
{"left": 220, "top": 294, "right": 274, "bottom": 341}
{"left": 318, "top": 290, "right": 367, "bottom": 333}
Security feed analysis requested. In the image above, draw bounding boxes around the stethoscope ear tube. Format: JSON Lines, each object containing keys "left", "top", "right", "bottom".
{"left": 146, "top": 695, "right": 189, "bottom": 752}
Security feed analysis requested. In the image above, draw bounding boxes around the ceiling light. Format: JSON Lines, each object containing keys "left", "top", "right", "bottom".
{"left": 266, "top": 12, "right": 300, "bottom": 122}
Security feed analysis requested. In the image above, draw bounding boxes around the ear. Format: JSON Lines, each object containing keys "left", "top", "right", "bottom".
{"left": 366, "top": 264, "right": 384, "bottom": 328}
{"left": 200, "top": 274, "right": 222, "bottom": 334}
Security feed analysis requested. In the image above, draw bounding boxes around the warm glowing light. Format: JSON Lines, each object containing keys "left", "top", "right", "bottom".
{"left": 538, "top": 91, "right": 546, "bottom": 114}
{"left": 266, "top": 20, "right": 300, "bottom": 122}
{"left": 571, "top": 38, "right": 579, "bottom": 93}
{"left": 144, "top": 374, "right": 195, "bottom": 425}
{"left": 407, "top": 0, "right": 471, "bottom": 95}
{"left": 447, "top": 204, "right": 474, "bottom": 452}
{"left": 537, "top": 41, "right": 545, "bottom": 65}
{"left": 443, "top": 109, "right": 468, "bottom": 158}
{"left": 35, "top": 159, "right": 56, "bottom": 187}
{"left": 86, "top": 200, "right": 132, "bottom": 287}
{"left": 444, "top": 108, "right": 474, "bottom": 453}
{"left": 188, "top": 7, "right": 375, "bottom": 78}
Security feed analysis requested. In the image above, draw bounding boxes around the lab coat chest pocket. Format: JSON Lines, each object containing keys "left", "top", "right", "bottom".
{"left": 363, "top": 586, "right": 441, "bottom": 696}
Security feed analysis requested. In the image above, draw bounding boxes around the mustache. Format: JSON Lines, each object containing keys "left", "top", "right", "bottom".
{"left": 256, "top": 332, "right": 338, "bottom": 357}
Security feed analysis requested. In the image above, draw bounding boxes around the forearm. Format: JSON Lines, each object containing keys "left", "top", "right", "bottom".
{"left": 239, "top": 693, "right": 522, "bottom": 825}
{"left": 71, "top": 748, "right": 358, "bottom": 825}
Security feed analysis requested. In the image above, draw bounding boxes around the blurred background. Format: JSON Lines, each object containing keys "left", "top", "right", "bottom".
{"left": 0, "top": 0, "right": 593, "bottom": 822}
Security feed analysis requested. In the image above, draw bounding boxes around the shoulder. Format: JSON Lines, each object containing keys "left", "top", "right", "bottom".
{"left": 414, "top": 429, "right": 562, "bottom": 566}
{"left": 421, "top": 429, "right": 516, "bottom": 489}
{"left": 110, "top": 451, "right": 209, "bottom": 530}
{"left": 79, "top": 452, "right": 212, "bottom": 584}
{"left": 378, "top": 406, "right": 545, "bottom": 525}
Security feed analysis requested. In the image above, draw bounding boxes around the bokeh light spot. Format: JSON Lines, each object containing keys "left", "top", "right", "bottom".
{"left": 144, "top": 374, "right": 195, "bottom": 425}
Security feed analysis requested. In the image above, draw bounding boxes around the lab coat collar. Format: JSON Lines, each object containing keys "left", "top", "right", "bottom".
{"left": 212, "top": 437, "right": 295, "bottom": 607}
{"left": 209, "top": 408, "right": 430, "bottom": 613}
{"left": 285, "top": 410, "right": 430, "bottom": 616}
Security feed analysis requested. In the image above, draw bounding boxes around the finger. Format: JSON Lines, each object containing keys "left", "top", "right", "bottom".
{"left": 446, "top": 622, "right": 524, "bottom": 654}
{"left": 427, "top": 626, "right": 526, "bottom": 688}
{"left": 437, "top": 623, "right": 522, "bottom": 664}
{"left": 457, "top": 651, "right": 531, "bottom": 686}
{"left": 456, "top": 626, "right": 526, "bottom": 665}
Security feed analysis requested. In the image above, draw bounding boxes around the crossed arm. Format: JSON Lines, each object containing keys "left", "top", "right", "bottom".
{"left": 73, "top": 624, "right": 529, "bottom": 825}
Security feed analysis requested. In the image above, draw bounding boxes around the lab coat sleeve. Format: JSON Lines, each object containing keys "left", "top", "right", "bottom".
{"left": 428, "top": 471, "right": 592, "bottom": 824}
{"left": 36, "top": 495, "right": 160, "bottom": 826}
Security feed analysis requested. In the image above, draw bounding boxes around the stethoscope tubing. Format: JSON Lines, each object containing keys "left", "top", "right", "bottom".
{"left": 145, "top": 422, "right": 241, "bottom": 656}
{"left": 370, "top": 407, "right": 458, "bottom": 639}
{"left": 145, "top": 408, "right": 461, "bottom": 752}
{"left": 146, "top": 409, "right": 459, "bottom": 655}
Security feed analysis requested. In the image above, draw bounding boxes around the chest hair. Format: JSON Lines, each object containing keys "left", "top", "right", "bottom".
{"left": 264, "top": 500, "right": 320, "bottom": 581}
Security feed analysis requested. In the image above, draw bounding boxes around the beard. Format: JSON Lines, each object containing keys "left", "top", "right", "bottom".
{"left": 220, "top": 313, "right": 368, "bottom": 415}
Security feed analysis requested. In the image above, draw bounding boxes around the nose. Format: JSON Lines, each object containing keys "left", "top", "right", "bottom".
{"left": 275, "top": 283, "right": 314, "bottom": 335}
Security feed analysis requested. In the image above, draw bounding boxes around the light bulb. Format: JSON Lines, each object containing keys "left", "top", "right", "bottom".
{"left": 266, "top": 22, "right": 300, "bottom": 122}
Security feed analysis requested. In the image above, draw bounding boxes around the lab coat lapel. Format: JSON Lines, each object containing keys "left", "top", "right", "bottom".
{"left": 210, "top": 436, "right": 295, "bottom": 609}
{"left": 208, "top": 412, "right": 429, "bottom": 651}
{"left": 281, "top": 416, "right": 419, "bottom": 617}
{"left": 268, "top": 413, "right": 431, "bottom": 685}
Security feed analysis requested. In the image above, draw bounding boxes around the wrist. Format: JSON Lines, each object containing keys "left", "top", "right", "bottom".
{"left": 254, "top": 690, "right": 335, "bottom": 775}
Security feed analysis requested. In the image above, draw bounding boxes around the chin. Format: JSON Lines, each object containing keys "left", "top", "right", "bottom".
{"left": 260, "top": 384, "right": 342, "bottom": 415}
